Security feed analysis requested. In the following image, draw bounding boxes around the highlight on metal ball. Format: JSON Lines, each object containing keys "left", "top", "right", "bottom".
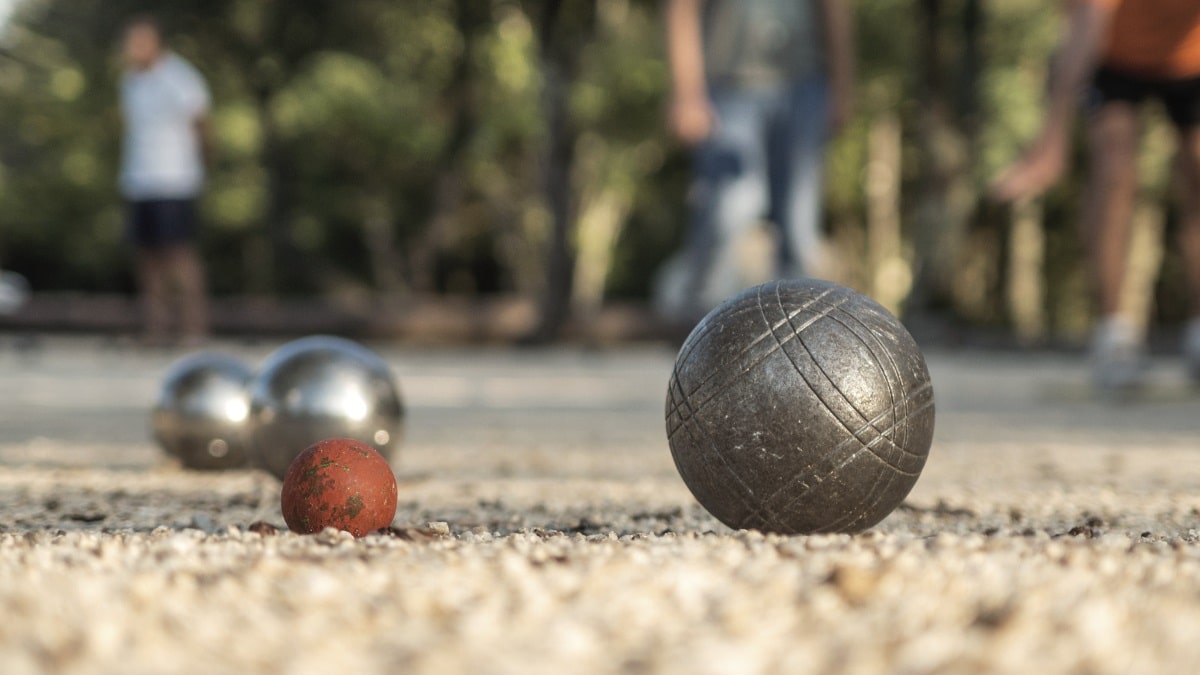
{"left": 151, "top": 351, "right": 253, "bottom": 471}
{"left": 246, "top": 335, "right": 404, "bottom": 479}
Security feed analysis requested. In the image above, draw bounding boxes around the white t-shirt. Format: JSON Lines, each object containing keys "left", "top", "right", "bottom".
{"left": 119, "top": 52, "right": 211, "bottom": 200}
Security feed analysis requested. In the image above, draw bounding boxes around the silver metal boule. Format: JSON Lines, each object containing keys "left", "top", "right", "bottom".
{"left": 151, "top": 352, "right": 253, "bottom": 470}
{"left": 246, "top": 335, "right": 404, "bottom": 479}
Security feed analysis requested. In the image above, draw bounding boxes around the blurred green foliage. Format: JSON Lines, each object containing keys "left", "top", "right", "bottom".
{"left": 0, "top": 0, "right": 680, "bottom": 301}
{"left": 0, "top": 0, "right": 1190, "bottom": 334}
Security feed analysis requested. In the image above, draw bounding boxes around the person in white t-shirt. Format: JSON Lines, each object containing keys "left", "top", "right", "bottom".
{"left": 119, "top": 15, "right": 212, "bottom": 346}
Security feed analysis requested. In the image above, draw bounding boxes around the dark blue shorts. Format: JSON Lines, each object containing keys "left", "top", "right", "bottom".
{"left": 126, "top": 198, "right": 198, "bottom": 249}
{"left": 1088, "top": 66, "right": 1200, "bottom": 130}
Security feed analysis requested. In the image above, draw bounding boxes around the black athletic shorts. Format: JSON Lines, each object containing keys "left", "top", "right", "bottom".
{"left": 126, "top": 198, "right": 198, "bottom": 249}
{"left": 1088, "top": 66, "right": 1200, "bottom": 130}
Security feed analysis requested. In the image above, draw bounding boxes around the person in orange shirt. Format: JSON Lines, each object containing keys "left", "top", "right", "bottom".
{"left": 993, "top": 0, "right": 1200, "bottom": 391}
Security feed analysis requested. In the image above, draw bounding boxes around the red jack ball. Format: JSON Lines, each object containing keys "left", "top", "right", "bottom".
{"left": 280, "top": 438, "right": 398, "bottom": 537}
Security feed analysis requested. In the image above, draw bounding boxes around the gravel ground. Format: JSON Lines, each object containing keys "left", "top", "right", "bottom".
{"left": 1, "top": 338, "right": 1200, "bottom": 674}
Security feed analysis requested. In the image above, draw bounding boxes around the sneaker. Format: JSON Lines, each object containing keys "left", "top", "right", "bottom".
{"left": 0, "top": 270, "right": 29, "bottom": 315}
{"left": 1184, "top": 318, "right": 1200, "bottom": 383}
{"left": 1090, "top": 316, "right": 1145, "bottom": 392}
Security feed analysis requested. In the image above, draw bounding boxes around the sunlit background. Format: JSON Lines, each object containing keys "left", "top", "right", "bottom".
{"left": 0, "top": 1, "right": 1190, "bottom": 343}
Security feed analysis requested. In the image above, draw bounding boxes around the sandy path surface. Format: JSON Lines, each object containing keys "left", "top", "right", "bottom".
{"left": 1, "top": 339, "right": 1200, "bottom": 674}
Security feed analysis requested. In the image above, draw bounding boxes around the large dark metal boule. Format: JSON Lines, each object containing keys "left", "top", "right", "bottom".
{"left": 665, "top": 278, "right": 935, "bottom": 534}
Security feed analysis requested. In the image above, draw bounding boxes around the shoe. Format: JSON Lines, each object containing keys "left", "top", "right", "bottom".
{"left": 1184, "top": 318, "right": 1200, "bottom": 383}
{"left": 1090, "top": 316, "right": 1145, "bottom": 392}
{"left": 0, "top": 270, "right": 30, "bottom": 315}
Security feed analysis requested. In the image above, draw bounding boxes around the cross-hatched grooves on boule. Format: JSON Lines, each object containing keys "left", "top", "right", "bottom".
{"left": 665, "top": 279, "right": 935, "bottom": 534}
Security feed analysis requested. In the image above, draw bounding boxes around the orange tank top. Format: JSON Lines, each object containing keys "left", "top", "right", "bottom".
{"left": 1094, "top": 0, "right": 1200, "bottom": 78}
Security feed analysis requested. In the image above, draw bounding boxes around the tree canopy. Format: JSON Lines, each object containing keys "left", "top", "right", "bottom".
{"left": 0, "top": 1, "right": 1189, "bottom": 339}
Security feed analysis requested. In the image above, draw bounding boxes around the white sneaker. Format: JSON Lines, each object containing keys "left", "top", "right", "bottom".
{"left": 0, "top": 271, "right": 29, "bottom": 315}
{"left": 1090, "top": 316, "right": 1145, "bottom": 392}
{"left": 1184, "top": 319, "right": 1200, "bottom": 383}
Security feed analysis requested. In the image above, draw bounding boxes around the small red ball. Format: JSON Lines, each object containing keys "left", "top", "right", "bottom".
{"left": 280, "top": 438, "right": 398, "bottom": 537}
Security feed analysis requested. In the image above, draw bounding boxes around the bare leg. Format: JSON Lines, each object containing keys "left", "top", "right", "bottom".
{"left": 1081, "top": 103, "right": 1144, "bottom": 390}
{"left": 165, "top": 245, "right": 209, "bottom": 344}
{"left": 136, "top": 249, "right": 170, "bottom": 345}
{"left": 1081, "top": 102, "right": 1142, "bottom": 317}
{"left": 1174, "top": 127, "right": 1200, "bottom": 316}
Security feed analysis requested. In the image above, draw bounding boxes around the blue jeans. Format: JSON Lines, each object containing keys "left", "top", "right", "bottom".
{"left": 681, "top": 75, "right": 828, "bottom": 315}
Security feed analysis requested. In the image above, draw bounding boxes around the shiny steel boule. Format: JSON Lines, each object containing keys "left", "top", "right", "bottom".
{"left": 247, "top": 336, "right": 404, "bottom": 479}
{"left": 152, "top": 352, "right": 253, "bottom": 470}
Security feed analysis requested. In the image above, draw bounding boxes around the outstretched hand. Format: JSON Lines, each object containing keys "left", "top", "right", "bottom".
{"left": 990, "top": 132, "right": 1069, "bottom": 203}
{"left": 669, "top": 94, "right": 716, "bottom": 146}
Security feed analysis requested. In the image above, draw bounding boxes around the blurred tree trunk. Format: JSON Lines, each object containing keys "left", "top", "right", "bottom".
{"left": 1006, "top": 198, "right": 1046, "bottom": 343}
{"left": 957, "top": 0, "right": 983, "bottom": 139}
{"left": 908, "top": 0, "right": 952, "bottom": 313}
{"left": 525, "top": 0, "right": 595, "bottom": 342}
{"left": 865, "top": 112, "right": 907, "bottom": 315}
{"left": 256, "top": 81, "right": 296, "bottom": 295}
{"left": 908, "top": 0, "right": 982, "bottom": 320}
{"left": 221, "top": 3, "right": 347, "bottom": 296}
{"left": 410, "top": 0, "right": 491, "bottom": 294}
{"left": 362, "top": 197, "right": 404, "bottom": 298}
{"left": 229, "top": 2, "right": 301, "bottom": 297}
{"left": 570, "top": 1, "right": 636, "bottom": 323}
{"left": 572, "top": 180, "right": 632, "bottom": 319}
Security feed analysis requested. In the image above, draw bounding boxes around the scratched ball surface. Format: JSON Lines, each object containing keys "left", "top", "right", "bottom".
{"left": 151, "top": 352, "right": 252, "bottom": 470}
{"left": 280, "top": 438, "right": 399, "bottom": 537}
{"left": 665, "top": 279, "right": 935, "bottom": 534}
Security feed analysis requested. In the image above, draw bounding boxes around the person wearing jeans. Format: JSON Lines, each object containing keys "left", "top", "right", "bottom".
{"left": 664, "top": 0, "right": 854, "bottom": 320}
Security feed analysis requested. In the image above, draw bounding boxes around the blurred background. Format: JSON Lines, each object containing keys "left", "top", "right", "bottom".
{"left": 0, "top": 0, "right": 1187, "bottom": 344}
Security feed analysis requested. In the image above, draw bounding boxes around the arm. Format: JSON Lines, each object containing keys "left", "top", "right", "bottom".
{"left": 194, "top": 115, "right": 214, "bottom": 168}
{"left": 665, "top": 0, "right": 714, "bottom": 144}
{"left": 173, "top": 58, "right": 215, "bottom": 169}
{"left": 820, "top": 0, "right": 855, "bottom": 134}
{"left": 991, "top": 0, "right": 1113, "bottom": 201}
